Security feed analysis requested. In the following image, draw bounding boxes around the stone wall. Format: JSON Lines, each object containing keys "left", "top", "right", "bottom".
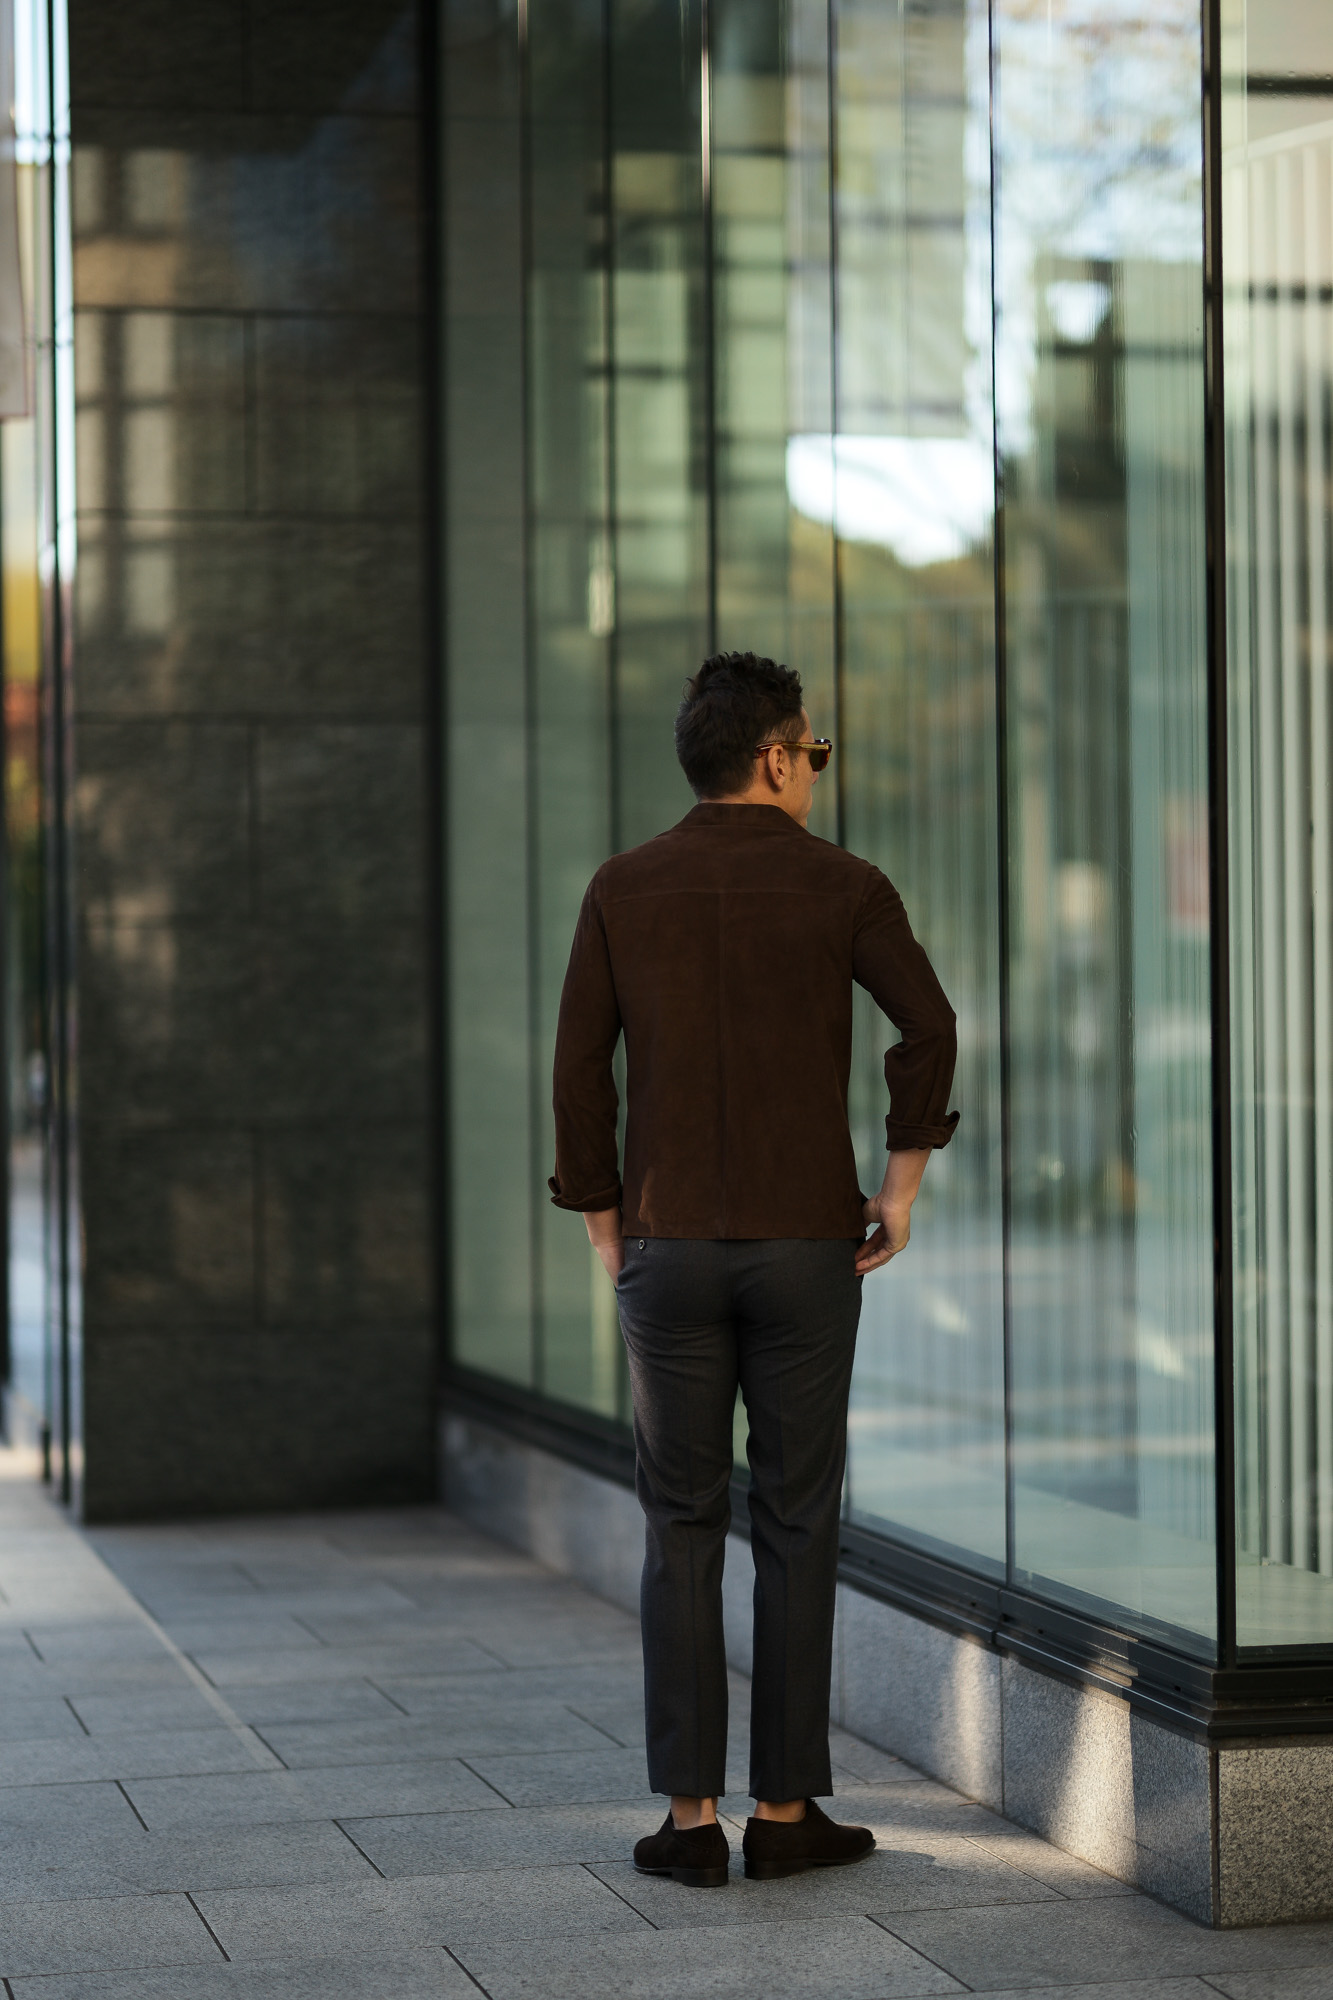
{"left": 70, "top": 0, "right": 435, "bottom": 1517}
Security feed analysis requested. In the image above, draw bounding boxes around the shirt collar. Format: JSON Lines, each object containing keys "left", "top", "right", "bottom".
{"left": 680, "top": 803, "right": 807, "bottom": 834}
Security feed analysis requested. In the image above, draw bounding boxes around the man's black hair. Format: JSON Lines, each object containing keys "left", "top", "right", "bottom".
{"left": 674, "top": 651, "right": 804, "bottom": 799}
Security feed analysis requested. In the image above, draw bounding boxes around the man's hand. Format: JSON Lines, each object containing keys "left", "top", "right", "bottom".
{"left": 585, "top": 1206, "right": 625, "bottom": 1287}
{"left": 855, "top": 1147, "right": 931, "bottom": 1276}
{"left": 855, "top": 1194, "right": 912, "bottom": 1274}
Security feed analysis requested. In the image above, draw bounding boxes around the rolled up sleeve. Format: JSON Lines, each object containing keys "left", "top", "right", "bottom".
{"left": 852, "top": 867, "right": 960, "bottom": 1151}
{"left": 549, "top": 875, "right": 624, "bottom": 1212}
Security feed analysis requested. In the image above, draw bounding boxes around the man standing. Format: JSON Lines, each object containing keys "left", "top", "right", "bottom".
{"left": 548, "top": 651, "right": 958, "bottom": 1886}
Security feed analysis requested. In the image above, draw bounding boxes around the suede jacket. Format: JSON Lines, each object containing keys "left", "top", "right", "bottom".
{"left": 548, "top": 802, "right": 959, "bottom": 1239}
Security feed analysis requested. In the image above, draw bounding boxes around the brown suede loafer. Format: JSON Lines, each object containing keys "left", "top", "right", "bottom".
{"left": 742, "top": 1799, "right": 874, "bottom": 1879}
{"left": 633, "top": 1813, "right": 730, "bottom": 1886}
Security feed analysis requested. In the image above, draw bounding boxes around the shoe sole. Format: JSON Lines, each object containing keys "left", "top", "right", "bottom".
{"left": 634, "top": 1863, "right": 729, "bottom": 1887}
{"left": 743, "top": 1847, "right": 874, "bottom": 1880}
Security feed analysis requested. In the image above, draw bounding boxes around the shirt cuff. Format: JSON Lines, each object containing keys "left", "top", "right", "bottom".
{"left": 548, "top": 1175, "right": 623, "bottom": 1214}
{"left": 884, "top": 1109, "right": 960, "bottom": 1151}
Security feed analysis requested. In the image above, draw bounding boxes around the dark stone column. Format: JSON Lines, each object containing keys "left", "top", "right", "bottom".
{"left": 69, "top": 0, "right": 435, "bottom": 1518}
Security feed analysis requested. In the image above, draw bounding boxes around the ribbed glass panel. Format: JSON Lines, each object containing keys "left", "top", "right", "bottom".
{"left": 1223, "top": 3, "right": 1333, "bottom": 1650}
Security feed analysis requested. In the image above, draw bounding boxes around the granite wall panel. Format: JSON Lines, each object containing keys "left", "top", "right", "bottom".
{"left": 71, "top": 0, "right": 433, "bottom": 1518}
{"left": 835, "top": 1585, "right": 1002, "bottom": 1809}
{"left": 83, "top": 1324, "right": 435, "bottom": 1520}
{"left": 78, "top": 920, "right": 258, "bottom": 1124}
{"left": 75, "top": 518, "right": 425, "bottom": 717}
{"left": 1216, "top": 1741, "right": 1333, "bottom": 1925}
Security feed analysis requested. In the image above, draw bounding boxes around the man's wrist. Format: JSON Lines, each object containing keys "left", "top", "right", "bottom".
{"left": 584, "top": 1206, "right": 623, "bottom": 1247}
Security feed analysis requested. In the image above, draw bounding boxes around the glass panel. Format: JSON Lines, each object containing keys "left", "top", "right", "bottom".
{"left": 1222, "top": 0, "right": 1333, "bottom": 1650}
{"left": 710, "top": 0, "right": 836, "bottom": 843}
{"left": 443, "top": 0, "right": 535, "bottom": 1385}
{"left": 836, "top": 0, "right": 1006, "bottom": 1574}
{"left": 611, "top": 0, "right": 710, "bottom": 850}
{"left": 528, "top": 0, "right": 621, "bottom": 1413}
{"left": 996, "top": 0, "right": 1216, "bottom": 1650}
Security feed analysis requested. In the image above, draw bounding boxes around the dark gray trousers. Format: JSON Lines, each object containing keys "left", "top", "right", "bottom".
{"left": 615, "top": 1237, "right": 862, "bottom": 1802}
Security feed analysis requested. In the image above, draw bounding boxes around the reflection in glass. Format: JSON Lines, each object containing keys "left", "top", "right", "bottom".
{"left": 529, "top": 0, "right": 620, "bottom": 1413}
{"left": 711, "top": 0, "right": 836, "bottom": 841}
{"left": 3, "top": 396, "right": 48, "bottom": 1445}
{"left": 4, "top": 0, "right": 79, "bottom": 1490}
{"left": 836, "top": 0, "right": 1006, "bottom": 1574}
{"left": 611, "top": 0, "right": 709, "bottom": 852}
{"left": 444, "top": 0, "right": 534, "bottom": 1386}
{"left": 996, "top": 0, "right": 1215, "bottom": 1649}
{"left": 1222, "top": 0, "right": 1333, "bottom": 1649}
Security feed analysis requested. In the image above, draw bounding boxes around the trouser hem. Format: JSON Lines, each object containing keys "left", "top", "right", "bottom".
{"left": 748, "top": 1770, "right": 834, "bottom": 1801}
{"left": 648, "top": 1776, "right": 729, "bottom": 1798}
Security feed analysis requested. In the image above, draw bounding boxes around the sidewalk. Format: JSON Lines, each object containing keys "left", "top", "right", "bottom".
{"left": 0, "top": 1457, "right": 1329, "bottom": 1996}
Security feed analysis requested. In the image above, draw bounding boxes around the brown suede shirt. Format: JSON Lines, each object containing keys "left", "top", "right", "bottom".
{"left": 548, "top": 803, "right": 959, "bottom": 1239}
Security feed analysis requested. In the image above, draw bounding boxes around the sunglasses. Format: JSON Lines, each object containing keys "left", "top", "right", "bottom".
{"left": 754, "top": 737, "right": 833, "bottom": 773}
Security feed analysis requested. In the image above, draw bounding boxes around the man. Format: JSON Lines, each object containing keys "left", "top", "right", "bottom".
{"left": 548, "top": 651, "right": 958, "bottom": 1886}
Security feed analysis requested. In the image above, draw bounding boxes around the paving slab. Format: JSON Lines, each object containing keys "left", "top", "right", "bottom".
{"left": 880, "top": 1900, "right": 1333, "bottom": 1989}
{"left": 65, "top": 1689, "right": 231, "bottom": 1735}
{"left": 188, "top": 1639, "right": 505, "bottom": 1687}
{"left": 828, "top": 1731, "right": 922, "bottom": 1784}
{"left": 0, "top": 1890, "right": 219, "bottom": 1978}
{"left": 955, "top": 1822, "right": 1136, "bottom": 1900}
{"left": 84, "top": 1567, "right": 259, "bottom": 1603}
{"left": 145, "top": 1586, "right": 422, "bottom": 1621}
{"left": 375, "top": 1662, "right": 648, "bottom": 1713}
{"left": 1208, "top": 1976, "right": 1333, "bottom": 1999}
{"left": 462, "top": 1746, "right": 685, "bottom": 1806}
{"left": 0, "top": 1820, "right": 377, "bottom": 1901}
{"left": 0, "top": 1657, "right": 202, "bottom": 1695}
{"left": 225, "top": 1681, "right": 411, "bottom": 1726}
{"left": 456, "top": 1913, "right": 965, "bottom": 1998}
{"left": 124, "top": 1758, "right": 506, "bottom": 1829}
{"left": 716, "top": 1780, "right": 1010, "bottom": 1835}
{"left": 8, "top": 1946, "right": 478, "bottom": 1997}
{"left": 0, "top": 1725, "right": 276, "bottom": 1787}
{"left": 0, "top": 1662, "right": 61, "bottom": 1698}
{"left": 23, "top": 1625, "right": 173, "bottom": 1666}
{"left": 588, "top": 1837, "right": 1062, "bottom": 1926}
{"left": 149, "top": 1618, "right": 326, "bottom": 1656}
{"left": 195, "top": 1864, "right": 649, "bottom": 1959}
{"left": 969, "top": 1985, "right": 1248, "bottom": 2000}
{"left": 255, "top": 1707, "right": 614, "bottom": 1767}
{"left": 552, "top": 1697, "right": 650, "bottom": 1747}
{"left": 342, "top": 1802, "right": 667, "bottom": 1875}
{"left": 0, "top": 1780, "right": 145, "bottom": 1839}
{"left": 461, "top": 1632, "right": 646, "bottom": 1670}
{"left": 746, "top": 1787, "right": 1131, "bottom": 1899}
{"left": 0, "top": 1700, "right": 86, "bottom": 1743}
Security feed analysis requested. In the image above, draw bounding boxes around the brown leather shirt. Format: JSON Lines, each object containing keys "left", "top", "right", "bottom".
{"left": 548, "top": 803, "right": 959, "bottom": 1239}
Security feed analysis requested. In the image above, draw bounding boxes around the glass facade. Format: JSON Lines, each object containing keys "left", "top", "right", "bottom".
{"left": 441, "top": 0, "right": 1333, "bottom": 1665}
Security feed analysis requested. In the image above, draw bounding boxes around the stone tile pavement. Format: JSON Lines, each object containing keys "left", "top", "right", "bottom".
{"left": 0, "top": 1451, "right": 1328, "bottom": 1997}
